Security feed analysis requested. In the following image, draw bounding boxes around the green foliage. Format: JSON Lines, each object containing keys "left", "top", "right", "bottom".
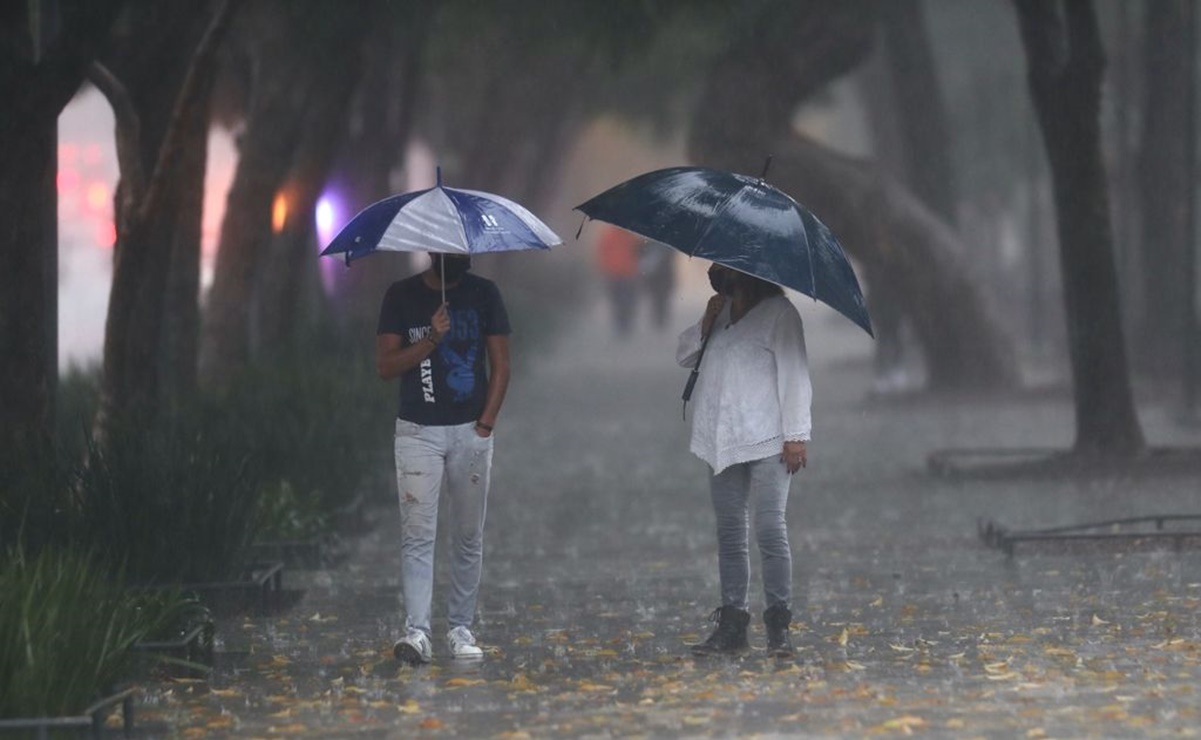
{"left": 255, "top": 480, "right": 331, "bottom": 542}
{"left": 0, "top": 436, "right": 69, "bottom": 556}
{"left": 209, "top": 328, "right": 392, "bottom": 526}
{"left": 72, "top": 416, "right": 263, "bottom": 585}
{"left": 6, "top": 329, "right": 387, "bottom": 586}
{"left": 55, "top": 364, "right": 102, "bottom": 466}
{"left": 0, "top": 548, "right": 192, "bottom": 718}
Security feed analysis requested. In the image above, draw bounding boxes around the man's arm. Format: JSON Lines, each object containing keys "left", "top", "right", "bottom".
{"left": 475, "top": 334, "right": 511, "bottom": 436}
{"left": 376, "top": 303, "right": 449, "bottom": 379}
{"left": 376, "top": 333, "right": 435, "bottom": 380}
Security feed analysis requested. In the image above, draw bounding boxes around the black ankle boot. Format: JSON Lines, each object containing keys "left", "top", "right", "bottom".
{"left": 691, "top": 605, "right": 750, "bottom": 655}
{"left": 764, "top": 604, "right": 794, "bottom": 657}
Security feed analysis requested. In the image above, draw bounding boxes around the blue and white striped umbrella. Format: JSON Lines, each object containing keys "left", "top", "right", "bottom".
{"left": 320, "top": 170, "right": 562, "bottom": 266}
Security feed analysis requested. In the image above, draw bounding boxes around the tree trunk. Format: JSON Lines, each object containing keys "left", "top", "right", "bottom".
{"left": 259, "top": 40, "right": 367, "bottom": 349}
{"left": 327, "top": 1, "right": 431, "bottom": 328}
{"left": 878, "top": 0, "right": 958, "bottom": 224}
{"left": 102, "top": 0, "right": 214, "bottom": 407}
{"left": 0, "top": 0, "right": 124, "bottom": 449}
{"left": 200, "top": 1, "right": 371, "bottom": 384}
{"left": 95, "top": 0, "right": 234, "bottom": 425}
{"left": 688, "top": 0, "right": 1021, "bottom": 390}
{"left": 0, "top": 121, "right": 58, "bottom": 449}
{"left": 1135, "top": 0, "right": 1193, "bottom": 381}
{"left": 1014, "top": 0, "right": 1145, "bottom": 455}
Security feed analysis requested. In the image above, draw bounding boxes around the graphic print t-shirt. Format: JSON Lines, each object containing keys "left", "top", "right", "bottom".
{"left": 376, "top": 273, "right": 511, "bottom": 426}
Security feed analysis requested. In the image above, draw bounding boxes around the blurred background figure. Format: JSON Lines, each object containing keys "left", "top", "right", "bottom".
{"left": 638, "top": 240, "right": 676, "bottom": 332}
{"left": 594, "top": 224, "right": 642, "bottom": 337}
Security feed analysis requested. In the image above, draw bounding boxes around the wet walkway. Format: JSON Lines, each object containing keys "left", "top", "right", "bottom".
{"left": 137, "top": 296, "right": 1201, "bottom": 738}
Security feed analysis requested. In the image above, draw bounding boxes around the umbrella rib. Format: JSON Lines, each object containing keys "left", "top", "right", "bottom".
{"left": 807, "top": 215, "right": 817, "bottom": 300}
{"left": 691, "top": 182, "right": 748, "bottom": 259}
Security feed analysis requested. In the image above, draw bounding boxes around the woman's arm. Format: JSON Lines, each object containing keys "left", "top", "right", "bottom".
{"left": 677, "top": 295, "right": 726, "bottom": 368}
{"left": 772, "top": 304, "right": 812, "bottom": 443}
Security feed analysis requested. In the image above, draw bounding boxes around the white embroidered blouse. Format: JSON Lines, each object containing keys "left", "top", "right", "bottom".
{"left": 676, "top": 295, "right": 812, "bottom": 474}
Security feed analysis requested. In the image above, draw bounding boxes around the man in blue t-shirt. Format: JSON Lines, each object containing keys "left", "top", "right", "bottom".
{"left": 376, "top": 253, "right": 511, "bottom": 664}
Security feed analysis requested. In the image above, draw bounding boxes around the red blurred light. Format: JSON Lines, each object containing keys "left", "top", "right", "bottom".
{"left": 57, "top": 168, "right": 80, "bottom": 193}
{"left": 96, "top": 221, "right": 116, "bottom": 248}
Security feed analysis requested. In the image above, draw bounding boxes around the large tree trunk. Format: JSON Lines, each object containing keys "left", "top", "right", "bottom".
{"left": 1134, "top": 0, "right": 1194, "bottom": 381}
{"left": 1014, "top": 0, "right": 1145, "bottom": 456}
{"left": 861, "top": 0, "right": 963, "bottom": 388}
{"left": 878, "top": 0, "right": 958, "bottom": 224}
{"left": 0, "top": 0, "right": 124, "bottom": 449}
{"left": 259, "top": 31, "right": 368, "bottom": 349}
{"left": 102, "top": 0, "right": 214, "bottom": 407}
{"left": 319, "top": 0, "right": 430, "bottom": 330}
{"left": 94, "top": 0, "right": 234, "bottom": 425}
{"left": 200, "top": 1, "right": 371, "bottom": 384}
{"left": 688, "top": 0, "right": 1020, "bottom": 391}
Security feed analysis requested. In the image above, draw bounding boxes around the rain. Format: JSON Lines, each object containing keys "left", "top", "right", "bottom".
{"left": 3, "top": 0, "right": 1201, "bottom": 737}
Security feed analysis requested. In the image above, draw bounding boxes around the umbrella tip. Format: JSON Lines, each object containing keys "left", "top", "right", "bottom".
{"left": 436, "top": 166, "right": 442, "bottom": 187}
{"left": 759, "top": 155, "right": 773, "bottom": 181}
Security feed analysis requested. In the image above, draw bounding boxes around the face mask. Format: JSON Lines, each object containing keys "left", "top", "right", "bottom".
{"left": 708, "top": 267, "right": 734, "bottom": 295}
{"left": 433, "top": 256, "right": 471, "bottom": 283}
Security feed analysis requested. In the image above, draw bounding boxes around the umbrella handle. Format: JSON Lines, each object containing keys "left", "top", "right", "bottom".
{"left": 682, "top": 369, "right": 700, "bottom": 403}
{"left": 680, "top": 330, "right": 712, "bottom": 418}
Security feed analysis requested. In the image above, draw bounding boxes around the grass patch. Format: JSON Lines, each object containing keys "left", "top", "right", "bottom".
{"left": 0, "top": 547, "right": 193, "bottom": 718}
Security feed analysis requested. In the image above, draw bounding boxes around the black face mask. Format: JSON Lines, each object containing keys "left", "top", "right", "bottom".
{"left": 708, "top": 267, "right": 735, "bottom": 296}
{"left": 433, "top": 256, "right": 471, "bottom": 284}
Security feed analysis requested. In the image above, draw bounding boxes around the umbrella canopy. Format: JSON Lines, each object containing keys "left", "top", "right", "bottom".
{"left": 575, "top": 165, "right": 872, "bottom": 336}
{"left": 321, "top": 170, "right": 563, "bottom": 265}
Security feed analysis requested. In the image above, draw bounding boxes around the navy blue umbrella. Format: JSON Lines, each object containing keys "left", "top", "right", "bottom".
{"left": 575, "top": 164, "right": 872, "bottom": 336}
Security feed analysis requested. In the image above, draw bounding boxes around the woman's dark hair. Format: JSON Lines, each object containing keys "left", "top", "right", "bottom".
{"left": 733, "top": 271, "right": 784, "bottom": 304}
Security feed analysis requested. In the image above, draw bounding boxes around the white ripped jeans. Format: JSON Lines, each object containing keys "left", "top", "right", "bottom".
{"left": 393, "top": 419, "right": 493, "bottom": 636}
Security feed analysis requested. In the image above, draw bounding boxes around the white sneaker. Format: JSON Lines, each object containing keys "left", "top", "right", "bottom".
{"left": 393, "top": 629, "right": 432, "bottom": 665}
{"left": 447, "top": 626, "right": 484, "bottom": 659}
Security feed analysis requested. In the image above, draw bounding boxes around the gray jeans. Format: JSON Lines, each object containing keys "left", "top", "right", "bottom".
{"left": 709, "top": 456, "right": 793, "bottom": 611}
{"left": 394, "top": 419, "right": 494, "bottom": 635}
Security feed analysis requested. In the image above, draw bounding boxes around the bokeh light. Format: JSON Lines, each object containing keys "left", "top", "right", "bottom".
{"left": 85, "top": 181, "right": 110, "bottom": 211}
{"left": 315, "top": 195, "right": 338, "bottom": 247}
{"left": 272, "top": 191, "right": 288, "bottom": 234}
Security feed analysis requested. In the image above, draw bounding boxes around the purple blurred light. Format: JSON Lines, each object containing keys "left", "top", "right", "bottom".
{"left": 315, "top": 195, "right": 339, "bottom": 248}
{"left": 315, "top": 191, "right": 346, "bottom": 294}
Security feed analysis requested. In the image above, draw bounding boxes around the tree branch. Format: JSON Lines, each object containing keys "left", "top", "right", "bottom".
{"left": 87, "top": 61, "right": 146, "bottom": 212}
{"left": 1013, "top": 0, "right": 1066, "bottom": 83}
{"left": 139, "top": 0, "right": 238, "bottom": 223}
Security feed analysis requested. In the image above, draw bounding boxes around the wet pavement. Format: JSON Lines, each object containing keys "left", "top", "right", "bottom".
{"left": 135, "top": 295, "right": 1201, "bottom": 738}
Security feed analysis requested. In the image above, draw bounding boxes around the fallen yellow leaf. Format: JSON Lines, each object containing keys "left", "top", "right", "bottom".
{"left": 445, "top": 677, "right": 485, "bottom": 688}
{"left": 269, "top": 723, "right": 309, "bottom": 734}
{"left": 880, "top": 715, "right": 927, "bottom": 731}
{"left": 511, "top": 673, "right": 537, "bottom": 691}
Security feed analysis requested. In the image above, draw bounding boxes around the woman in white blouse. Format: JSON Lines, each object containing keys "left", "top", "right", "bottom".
{"left": 677, "top": 264, "right": 811, "bottom": 658}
